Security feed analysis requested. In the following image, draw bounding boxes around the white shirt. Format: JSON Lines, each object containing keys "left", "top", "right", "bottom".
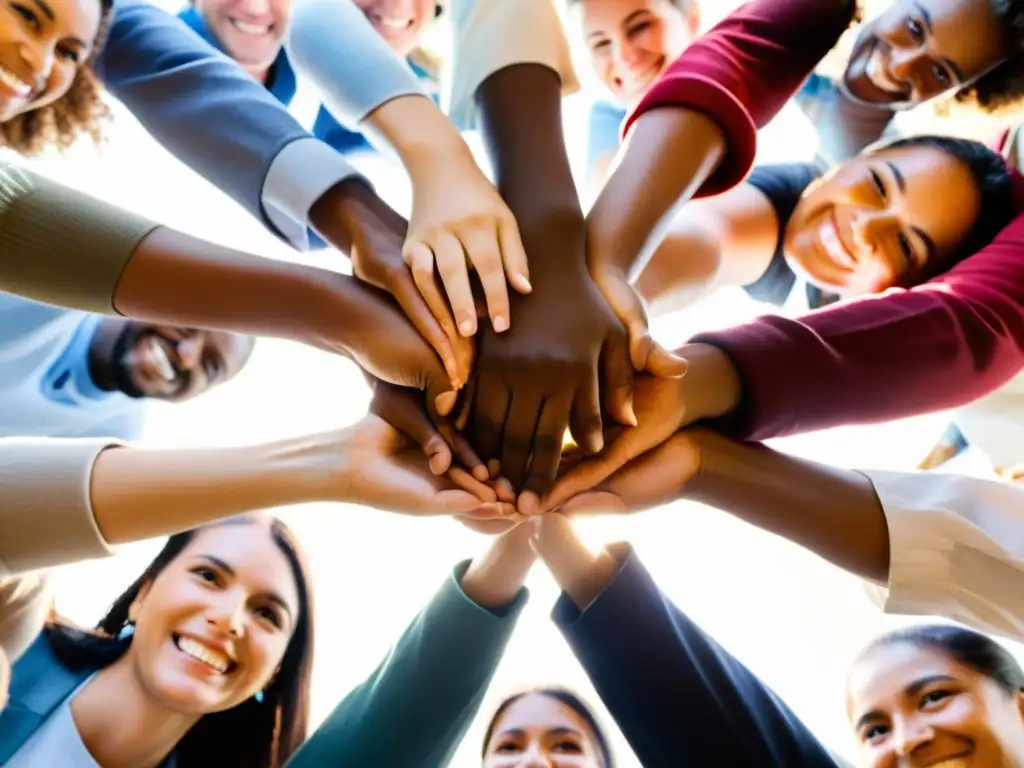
{"left": 862, "top": 469, "right": 1024, "bottom": 643}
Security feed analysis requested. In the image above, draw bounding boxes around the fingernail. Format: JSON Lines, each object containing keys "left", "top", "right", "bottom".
{"left": 488, "top": 459, "right": 500, "bottom": 477}
{"left": 624, "top": 403, "right": 638, "bottom": 427}
{"left": 472, "top": 465, "right": 490, "bottom": 482}
{"left": 493, "top": 315, "right": 508, "bottom": 333}
{"left": 458, "top": 318, "right": 475, "bottom": 336}
{"left": 435, "top": 391, "right": 457, "bottom": 415}
{"left": 429, "top": 453, "right": 447, "bottom": 475}
{"left": 515, "top": 275, "right": 532, "bottom": 293}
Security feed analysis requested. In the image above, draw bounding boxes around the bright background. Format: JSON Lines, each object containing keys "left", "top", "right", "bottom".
{"left": 24, "top": 0, "right": 1023, "bottom": 764}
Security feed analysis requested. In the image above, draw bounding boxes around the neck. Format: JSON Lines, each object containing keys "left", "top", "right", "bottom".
{"left": 70, "top": 656, "right": 200, "bottom": 768}
{"left": 245, "top": 64, "right": 270, "bottom": 84}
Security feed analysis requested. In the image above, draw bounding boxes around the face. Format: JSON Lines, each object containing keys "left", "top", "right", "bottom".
{"left": 126, "top": 524, "right": 300, "bottom": 715}
{"left": 844, "top": 0, "right": 1006, "bottom": 108}
{"left": 352, "top": 0, "right": 436, "bottom": 57}
{"left": 194, "top": 0, "right": 290, "bottom": 73}
{"left": 0, "top": 0, "right": 100, "bottom": 122}
{"left": 847, "top": 642, "right": 1024, "bottom": 767}
{"left": 99, "top": 320, "right": 252, "bottom": 401}
{"left": 484, "top": 693, "right": 605, "bottom": 768}
{"left": 784, "top": 144, "right": 980, "bottom": 296}
{"left": 575, "top": 0, "right": 698, "bottom": 107}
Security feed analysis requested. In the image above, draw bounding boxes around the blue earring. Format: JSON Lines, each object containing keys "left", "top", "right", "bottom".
{"left": 117, "top": 621, "right": 135, "bottom": 641}
{"left": 254, "top": 690, "right": 265, "bottom": 704}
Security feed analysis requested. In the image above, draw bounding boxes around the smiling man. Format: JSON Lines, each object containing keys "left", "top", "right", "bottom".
{"left": 0, "top": 292, "right": 253, "bottom": 441}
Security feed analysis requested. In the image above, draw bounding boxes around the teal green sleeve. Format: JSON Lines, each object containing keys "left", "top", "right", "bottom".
{"left": 286, "top": 561, "right": 528, "bottom": 767}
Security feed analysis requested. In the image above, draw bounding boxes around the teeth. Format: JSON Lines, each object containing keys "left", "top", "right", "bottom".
{"left": 147, "top": 337, "right": 177, "bottom": 382}
{"left": 0, "top": 66, "right": 31, "bottom": 97}
{"left": 377, "top": 16, "right": 410, "bottom": 29}
{"left": 819, "top": 217, "right": 856, "bottom": 268}
{"left": 176, "top": 636, "right": 231, "bottom": 673}
{"left": 930, "top": 761, "right": 969, "bottom": 768}
{"left": 230, "top": 19, "right": 270, "bottom": 35}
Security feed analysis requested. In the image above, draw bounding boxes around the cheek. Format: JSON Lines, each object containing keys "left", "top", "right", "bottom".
{"left": 636, "top": 26, "right": 667, "bottom": 57}
{"left": 27, "top": 65, "right": 77, "bottom": 112}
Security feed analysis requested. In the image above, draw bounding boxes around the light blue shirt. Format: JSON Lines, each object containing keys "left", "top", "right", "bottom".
{"left": 0, "top": 293, "right": 145, "bottom": 440}
{"left": 6, "top": 674, "right": 99, "bottom": 768}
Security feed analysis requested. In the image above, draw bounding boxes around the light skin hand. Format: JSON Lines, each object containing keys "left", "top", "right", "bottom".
{"left": 528, "top": 514, "right": 619, "bottom": 611}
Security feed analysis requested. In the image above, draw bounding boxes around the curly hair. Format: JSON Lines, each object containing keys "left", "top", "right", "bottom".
{"left": 0, "top": 0, "right": 113, "bottom": 156}
{"left": 954, "top": 0, "right": 1024, "bottom": 112}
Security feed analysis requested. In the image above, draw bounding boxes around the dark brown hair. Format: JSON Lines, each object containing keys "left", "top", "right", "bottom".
{"left": 1, "top": 0, "right": 114, "bottom": 155}
{"left": 45, "top": 516, "right": 316, "bottom": 768}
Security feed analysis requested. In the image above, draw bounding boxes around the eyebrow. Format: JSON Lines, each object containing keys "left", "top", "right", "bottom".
{"left": 549, "top": 727, "right": 583, "bottom": 739}
{"left": 30, "top": 0, "right": 53, "bottom": 21}
{"left": 587, "top": 9, "right": 649, "bottom": 39}
{"left": 854, "top": 675, "right": 958, "bottom": 730}
{"left": 197, "top": 555, "right": 294, "bottom": 617}
{"left": 913, "top": 2, "right": 964, "bottom": 82}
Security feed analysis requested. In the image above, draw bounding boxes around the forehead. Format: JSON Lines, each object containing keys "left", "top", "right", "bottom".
{"left": 496, "top": 693, "right": 592, "bottom": 734}
{"left": 576, "top": 0, "right": 670, "bottom": 30}
{"left": 175, "top": 524, "right": 300, "bottom": 613}
{"left": 847, "top": 643, "right": 969, "bottom": 714}
{"left": 889, "top": 0, "right": 1004, "bottom": 77}
{"left": 47, "top": 0, "right": 103, "bottom": 43}
{"left": 866, "top": 145, "right": 980, "bottom": 250}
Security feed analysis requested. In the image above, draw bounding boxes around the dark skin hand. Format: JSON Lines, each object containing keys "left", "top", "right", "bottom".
{"left": 470, "top": 64, "right": 637, "bottom": 508}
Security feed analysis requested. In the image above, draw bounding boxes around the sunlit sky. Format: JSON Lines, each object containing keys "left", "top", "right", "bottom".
{"left": 22, "top": 1, "right": 1023, "bottom": 764}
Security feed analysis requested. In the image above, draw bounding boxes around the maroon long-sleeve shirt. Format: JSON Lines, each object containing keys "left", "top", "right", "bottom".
{"left": 625, "top": 0, "right": 1024, "bottom": 441}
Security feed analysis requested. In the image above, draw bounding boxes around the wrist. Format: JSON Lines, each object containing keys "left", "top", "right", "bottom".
{"left": 251, "top": 430, "right": 354, "bottom": 507}
{"left": 460, "top": 524, "right": 537, "bottom": 609}
{"left": 675, "top": 342, "right": 741, "bottom": 423}
{"left": 309, "top": 177, "right": 383, "bottom": 254}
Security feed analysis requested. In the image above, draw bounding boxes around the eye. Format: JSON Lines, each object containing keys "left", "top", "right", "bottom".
{"left": 590, "top": 38, "right": 610, "bottom": 52}
{"left": 494, "top": 741, "right": 521, "bottom": 753}
{"left": 253, "top": 604, "right": 283, "bottom": 628}
{"left": 870, "top": 169, "right": 887, "bottom": 199}
{"left": 906, "top": 16, "right": 923, "bottom": 40}
{"left": 626, "top": 19, "right": 653, "bottom": 37}
{"left": 191, "top": 566, "right": 220, "bottom": 584}
{"left": 932, "top": 62, "right": 951, "bottom": 87}
{"left": 862, "top": 722, "right": 890, "bottom": 741}
{"left": 897, "top": 232, "right": 914, "bottom": 264}
{"left": 58, "top": 45, "right": 82, "bottom": 63}
{"left": 10, "top": 3, "right": 39, "bottom": 29}
{"left": 553, "top": 740, "right": 584, "bottom": 753}
{"left": 921, "top": 689, "right": 954, "bottom": 708}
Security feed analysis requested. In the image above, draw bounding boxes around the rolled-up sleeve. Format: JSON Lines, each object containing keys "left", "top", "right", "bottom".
{"left": 445, "top": 0, "right": 579, "bottom": 131}
{"left": 0, "top": 438, "right": 120, "bottom": 578}
{"left": 861, "top": 470, "right": 1024, "bottom": 643}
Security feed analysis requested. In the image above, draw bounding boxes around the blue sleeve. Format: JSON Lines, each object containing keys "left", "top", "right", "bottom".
{"left": 286, "top": 561, "right": 528, "bottom": 768}
{"left": 795, "top": 73, "right": 898, "bottom": 164}
{"left": 586, "top": 101, "right": 626, "bottom": 173}
{"left": 95, "top": 1, "right": 314, "bottom": 239}
{"left": 553, "top": 545, "right": 839, "bottom": 768}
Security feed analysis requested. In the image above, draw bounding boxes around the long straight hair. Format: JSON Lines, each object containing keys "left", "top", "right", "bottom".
{"left": 45, "top": 517, "right": 316, "bottom": 768}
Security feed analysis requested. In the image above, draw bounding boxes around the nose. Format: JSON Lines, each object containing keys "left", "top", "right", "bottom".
{"left": 611, "top": 38, "right": 644, "bottom": 73}
{"left": 849, "top": 207, "right": 897, "bottom": 254}
{"left": 174, "top": 334, "right": 205, "bottom": 371}
{"left": 234, "top": 0, "right": 272, "bottom": 17}
{"left": 888, "top": 44, "right": 924, "bottom": 82}
{"left": 206, "top": 592, "right": 246, "bottom": 638}
{"left": 893, "top": 717, "right": 935, "bottom": 756}
{"left": 517, "top": 744, "right": 553, "bottom": 768}
{"left": 18, "top": 42, "right": 53, "bottom": 87}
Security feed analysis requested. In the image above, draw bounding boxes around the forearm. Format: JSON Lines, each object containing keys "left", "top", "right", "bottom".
{"left": 588, "top": 109, "right": 724, "bottom": 278}
{"left": 684, "top": 429, "right": 890, "bottom": 582}
{"left": 633, "top": 218, "right": 724, "bottom": 315}
{"left": 460, "top": 524, "right": 538, "bottom": 610}
{"left": 476, "top": 64, "right": 582, "bottom": 241}
{"left": 113, "top": 226, "right": 360, "bottom": 352}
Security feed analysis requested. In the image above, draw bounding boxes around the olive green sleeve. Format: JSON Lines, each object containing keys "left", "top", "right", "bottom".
{"left": 0, "top": 162, "right": 159, "bottom": 315}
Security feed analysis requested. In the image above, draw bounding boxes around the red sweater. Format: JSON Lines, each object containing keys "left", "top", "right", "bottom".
{"left": 625, "top": 0, "right": 1024, "bottom": 441}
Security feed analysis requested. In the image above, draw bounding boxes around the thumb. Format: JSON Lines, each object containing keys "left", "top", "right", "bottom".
{"left": 643, "top": 341, "right": 688, "bottom": 379}
{"left": 421, "top": 356, "right": 458, "bottom": 417}
{"left": 601, "top": 270, "right": 659, "bottom": 372}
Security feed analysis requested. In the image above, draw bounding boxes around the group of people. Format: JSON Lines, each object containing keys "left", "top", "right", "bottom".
{"left": 1, "top": 0, "right": 1024, "bottom": 764}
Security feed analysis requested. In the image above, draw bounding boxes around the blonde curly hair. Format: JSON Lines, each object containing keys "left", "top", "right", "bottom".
{"left": 0, "top": 0, "right": 113, "bottom": 156}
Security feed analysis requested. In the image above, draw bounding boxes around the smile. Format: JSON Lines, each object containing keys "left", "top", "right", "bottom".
{"left": 172, "top": 633, "right": 236, "bottom": 674}
{"left": 818, "top": 211, "right": 857, "bottom": 269}
{"left": 142, "top": 335, "right": 178, "bottom": 383}
{"left": 372, "top": 13, "right": 412, "bottom": 30}
{"left": 865, "top": 45, "right": 907, "bottom": 97}
{"left": 0, "top": 65, "right": 32, "bottom": 98}
{"left": 229, "top": 18, "right": 273, "bottom": 35}
{"left": 927, "top": 756, "right": 972, "bottom": 768}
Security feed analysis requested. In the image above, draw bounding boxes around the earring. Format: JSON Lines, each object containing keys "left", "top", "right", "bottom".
{"left": 254, "top": 690, "right": 265, "bottom": 704}
{"left": 117, "top": 621, "right": 135, "bottom": 641}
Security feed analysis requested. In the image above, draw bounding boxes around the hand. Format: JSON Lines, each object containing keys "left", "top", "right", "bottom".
{"left": 556, "top": 431, "right": 702, "bottom": 517}
{"left": 329, "top": 415, "right": 516, "bottom": 519}
{"left": 404, "top": 148, "right": 531, "bottom": 338}
{"left": 470, "top": 235, "right": 636, "bottom": 504}
{"left": 314, "top": 277, "right": 464, "bottom": 417}
{"left": 310, "top": 179, "right": 473, "bottom": 389}
{"left": 528, "top": 514, "right": 619, "bottom": 610}
{"left": 592, "top": 263, "right": 688, "bottom": 377}
{"left": 543, "top": 343, "right": 740, "bottom": 511}
{"left": 367, "top": 377, "right": 487, "bottom": 481}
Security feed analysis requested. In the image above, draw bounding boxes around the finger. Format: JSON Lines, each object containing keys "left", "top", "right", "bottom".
{"left": 459, "top": 501, "right": 521, "bottom": 521}
{"left": 471, "top": 372, "right": 510, "bottom": 464}
{"left": 456, "top": 515, "right": 520, "bottom": 535}
{"left": 493, "top": 476, "right": 516, "bottom": 503}
{"left": 405, "top": 241, "right": 457, "bottom": 337}
{"left": 520, "top": 390, "right": 573, "bottom": 512}
{"left": 601, "top": 330, "right": 637, "bottom": 427}
{"left": 497, "top": 214, "right": 532, "bottom": 295}
{"left": 644, "top": 340, "right": 689, "bottom": 379}
{"left": 424, "top": 365, "right": 458, "bottom": 419}
{"left": 432, "top": 230, "right": 478, "bottom": 337}
{"left": 568, "top": 366, "right": 603, "bottom": 455}
{"left": 543, "top": 430, "right": 647, "bottom": 511}
{"left": 436, "top": 418, "right": 488, "bottom": 481}
{"left": 371, "top": 385, "right": 452, "bottom": 475}
{"left": 455, "top": 376, "right": 476, "bottom": 432}
{"left": 447, "top": 467, "right": 497, "bottom": 502}
{"left": 500, "top": 391, "right": 545, "bottom": 493}
{"left": 461, "top": 226, "right": 511, "bottom": 333}
{"left": 559, "top": 490, "right": 628, "bottom": 517}
{"left": 389, "top": 267, "right": 460, "bottom": 389}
